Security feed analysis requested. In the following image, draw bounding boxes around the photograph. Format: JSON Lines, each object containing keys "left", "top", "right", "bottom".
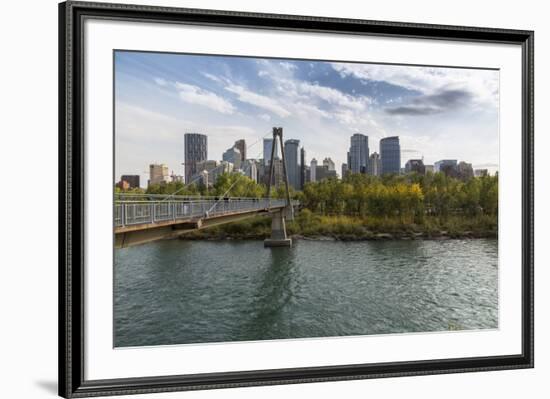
{"left": 113, "top": 50, "right": 500, "bottom": 348}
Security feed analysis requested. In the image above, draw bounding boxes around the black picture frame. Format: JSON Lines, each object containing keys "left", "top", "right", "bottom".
{"left": 59, "top": 1, "right": 534, "bottom": 397}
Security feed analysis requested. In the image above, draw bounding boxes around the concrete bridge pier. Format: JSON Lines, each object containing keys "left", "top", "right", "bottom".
{"left": 264, "top": 209, "right": 292, "bottom": 247}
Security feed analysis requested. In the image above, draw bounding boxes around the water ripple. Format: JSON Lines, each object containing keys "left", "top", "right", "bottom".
{"left": 115, "top": 239, "right": 498, "bottom": 347}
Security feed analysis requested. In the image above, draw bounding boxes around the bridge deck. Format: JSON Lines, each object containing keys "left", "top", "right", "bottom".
{"left": 115, "top": 198, "right": 291, "bottom": 232}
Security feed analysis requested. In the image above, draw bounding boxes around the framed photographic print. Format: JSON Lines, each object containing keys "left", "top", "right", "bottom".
{"left": 59, "top": 1, "right": 534, "bottom": 397}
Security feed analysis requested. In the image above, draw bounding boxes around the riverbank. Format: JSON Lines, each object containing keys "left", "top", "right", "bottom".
{"left": 180, "top": 213, "right": 497, "bottom": 241}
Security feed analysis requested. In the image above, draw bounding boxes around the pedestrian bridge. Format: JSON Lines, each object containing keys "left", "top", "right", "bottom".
{"left": 114, "top": 195, "right": 297, "bottom": 248}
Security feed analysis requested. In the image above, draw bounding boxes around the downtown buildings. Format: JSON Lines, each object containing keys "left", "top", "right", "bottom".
{"left": 344, "top": 134, "right": 401, "bottom": 177}
{"left": 380, "top": 136, "right": 401, "bottom": 175}
{"left": 405, "top": 159, "right": 426, "bottom": 175}
{"left": 348, "top": 133, "right": 369, "bottom": 174}
{"left": 284, "top": 139, "right": 301, "bottom": 190}
{"left": 120, "top": 175, "right": 140, "bottom": 189}
{"left": 184, "top": 133, "right": 207, "bottom": 184}
{"left": 368, "top": 152, "right": 381, "bottom": 176}
{"left": 345, "top": 134, "right": 401, "bottom": 177}
{"left": 148, "top": 163, "right": 170, "bottom": 185}
{"left": 120, "top": 129, "right": 487, "bottom": 193}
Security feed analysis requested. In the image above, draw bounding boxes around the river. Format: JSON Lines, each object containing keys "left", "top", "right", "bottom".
{"left": 114, "top": 239, "right": 498, "bottom": 347}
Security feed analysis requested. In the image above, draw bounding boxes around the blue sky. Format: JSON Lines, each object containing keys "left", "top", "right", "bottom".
{"left": 115, "top": 51, "right": 499, "bottom": 184}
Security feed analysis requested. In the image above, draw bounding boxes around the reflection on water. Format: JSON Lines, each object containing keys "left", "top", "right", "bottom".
{"left": 114, "top": 239, "right": 498, "bottom": 347}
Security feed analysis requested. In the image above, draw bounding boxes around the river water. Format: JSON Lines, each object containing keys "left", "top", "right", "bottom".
{"left": 114, "top": 239, "right": 498, "bottom": 347}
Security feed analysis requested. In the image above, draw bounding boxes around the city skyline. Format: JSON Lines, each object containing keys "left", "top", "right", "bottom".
{"left": 115, "top": 51, "right": 499, "bottom": 185}
{"left": 119, "top": 131, "right": 484, "bottom": 190}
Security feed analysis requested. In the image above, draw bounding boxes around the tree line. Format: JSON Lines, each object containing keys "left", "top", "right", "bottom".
{"left": 117, "top": 171, "right": 498, "bottom": 221}
{"left": 298, "top": 172, "right": 498, "bottom": 220}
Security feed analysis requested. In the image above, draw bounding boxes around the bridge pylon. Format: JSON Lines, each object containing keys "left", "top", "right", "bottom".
{"left": 264, "top": 127, "right": 293, "bottom": 247}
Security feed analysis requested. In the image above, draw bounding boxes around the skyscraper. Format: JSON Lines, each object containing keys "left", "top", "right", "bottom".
{"left": 475, "top": 169, "right": 488, "bottom": 177}
{"left": 284, "top": 139, "right": 300, "bottom": 190}
{"left": 195, "top": 160, "right": 225, "bottom": 186}
{"left": 149, "top": 164, "right": 170, "bottom": 186}
{"left": 263, "top": 138, "right": 279, "bottom": 165}
{"left": 349, "top": 133, "right": 369, "bottom": 174}
{"left": 405, "top": 159, "right": 426, "bottom": 175}
{"left": 380, "top": 136, "right": 401, "bottom": 175}
{"left": 120, "top": 175, "right": 140, "bottom": 189}
{"left": 323, "top": 157, "right": 335, "bottom": 171}
{"left": 222, "top": 146, "right": 242, "bottom": 170}
{"left": 457, "top": 161, "right": 474, "bottom": 180}
{"left": 368, "top": 152, "right": 380, "bottom": 176}
{"left": 434, "top": 159, "right": 458, "bottom": 176}
{"left": 242, "top": 159, "right": 258, "bottom": 183}
{"left": 341, "top": 163, "right": 349, "bottom": 179}
{"left": 310, "top": 158, "right": 318, "bottom": 182}
{"left": 184, "top": 133, "right": 207, "bottom": 184}
{"left": 233, "top": 139, "right": 246, "bottom": 162}
{"left": 300, "top": 147, "right": 306, "bottom": 190}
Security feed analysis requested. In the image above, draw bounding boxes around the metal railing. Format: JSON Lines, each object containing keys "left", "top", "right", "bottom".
{"left": 114, "top": 197, "right": 296, "bottom": 228}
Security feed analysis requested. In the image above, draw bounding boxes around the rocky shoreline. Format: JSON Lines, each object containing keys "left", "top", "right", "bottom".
{"left": 180, "top": 230, "right": 497, "bottom": 242}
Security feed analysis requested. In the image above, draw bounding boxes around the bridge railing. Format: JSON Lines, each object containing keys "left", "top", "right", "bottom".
{"left": 114, "top": 198, "right": 295, "bottom": 228}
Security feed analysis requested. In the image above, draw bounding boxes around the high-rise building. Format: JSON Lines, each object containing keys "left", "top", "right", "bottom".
{"left": 284, "top": 139, "right": 300, "bottom": 190}
{"left": 170, "top": 173, "right": 184, "bottom": 183}
{"left": 349, "top": 133, "right": 369, "bottom": 174}
{"left": 368, "top": 152, "right": 381, "bottom": 176}
{"left": 425, "top": 165, "right": 434, "bottom": 174}
{"left": 263, "top": 138, "right": 279, "bottom": 165}
{"left": 457, "top": 161, "right": 474, "bottom": 180}
{"left": 242, "top": 159, "right": 259, "bottom": 183}
{"left": 305, "top": 166, "right": 311, "bottom": 183}
{"left": 184, "top": 133, "right": 207, "bottom": 184}
{"left": 272, "top": 159, "right": 284, "bottom": 186}
{"left": 323, "top": 157, "right": 335, "bottom": 171}
{"left": 405, "top": 159, "right": 426, "bottom": 175}
{"left": 212, "top": 161, "right": 234, "bottom": 186}
{"left": 434, "top": 159, "right": 458, "bottom": 176}
{"left": 341, "top": 163, "right": 348, "bottom": 179}
{"left": 315, "top": 165, "right": 338, "bottom": 181}
{"left": 310, "top": 158, "right": 318, "bottom": 182}
{"left": 300, "top": 147, "right": 306, "bottom": 190}
{"left": 233, "top": 139, "right": 246, "bottom": 162}
{"left": 120, "top": 175, "right": 140, "bottom": 188}
{"left": 475, "top": 169, "right": 488, "bottom": 177}
{"left": 380, "top": 136, "right": 401, "bottom": 175}
{"left": 222, "top": 147, "right": 242, "bottom": 170}
{"left": 196, "top": 159, "right": 218, "bottom": 172}
{"left": 194, "top": 160, "right": 221, "bottom": 186}
{"left": 149, "top": 164, "right": 170, "bottom": 186}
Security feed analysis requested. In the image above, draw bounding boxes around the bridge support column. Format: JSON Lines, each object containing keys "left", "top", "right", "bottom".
{"left": 264, "top": 210, "right": 292, "bottom": 247}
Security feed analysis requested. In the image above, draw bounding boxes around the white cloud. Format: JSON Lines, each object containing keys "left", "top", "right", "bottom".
{"left": 153, "top": 77, "right": 167, "bottom": 86}
{"left": 225, "top": 83, "right": 291, "bottom": 118}
{"left": 175, "top": 82, "right": 235, "bottom": 115}
{"left": 118, "top": 54, "right": 499, "bottom": 178}
{"left": 201, "top": 72, "right": 222, "bottom": 83}
{"left": 331, "top": 63, "right": 499, "bottom": 107}
{"left": 279, "top": 61, "right": 297, "bottom": 71}
{"left": 115, "top": 101, "right": 264, "bottom": 181}
{"left": 297, "top": 81, "right": 370, "bottom": 111}
{"left": 258, "top": 113, "right": 271, "bottom": 121}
